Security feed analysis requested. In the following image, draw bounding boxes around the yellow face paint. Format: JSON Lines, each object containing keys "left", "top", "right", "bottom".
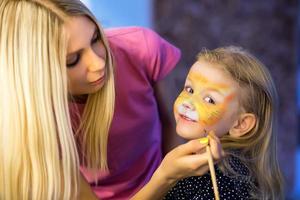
{"left": 189, "top": 72, "right": 230, "bottom": 91}
{"left": 174, "top": 72, "right": 236, "bottom": 126}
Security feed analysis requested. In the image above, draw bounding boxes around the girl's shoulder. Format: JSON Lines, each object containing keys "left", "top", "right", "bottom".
{"left": 225, "top": 155, "right": 251, "bottom": 177}
{"left": 164, "top": 156, "right": 255, "bottom": 200}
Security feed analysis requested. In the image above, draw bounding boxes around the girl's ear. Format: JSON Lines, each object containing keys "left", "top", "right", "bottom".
{"left": 229, "top": 113, "right": 256, "bottom": 137}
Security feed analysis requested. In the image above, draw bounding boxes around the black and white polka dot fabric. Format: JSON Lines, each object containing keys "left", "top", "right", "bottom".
{"left": 164, "top": 157, "right": 253, "bottom": 200}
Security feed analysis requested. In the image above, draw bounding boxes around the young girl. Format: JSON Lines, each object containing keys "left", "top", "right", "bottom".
{"left": 164, "top": 46, "right": 284, "bottom": 199}
{"left": 0, "top": 0, "right": 223, "bottom": 199}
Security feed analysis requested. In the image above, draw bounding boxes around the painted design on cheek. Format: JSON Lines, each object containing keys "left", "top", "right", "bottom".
{"left": 177, "top": 100, "right": 199, "bottom": 122}
{"left": 174, "top": 92, "right": 204, "bottom": 124}
{"left": 174, "top": 71, "right": 236, "bottom": 126}
{"left": 191, "top": 96, "right": 224, "bottom": 126}
{"left": 175, "top": 92, "right": 235, "bottom": 126}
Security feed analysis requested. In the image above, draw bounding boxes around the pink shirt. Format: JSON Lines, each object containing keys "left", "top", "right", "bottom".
{"left": 73, "top": 27, "right": 181, "bottom": 200}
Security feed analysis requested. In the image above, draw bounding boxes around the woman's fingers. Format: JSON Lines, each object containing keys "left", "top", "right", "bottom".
{"left": 179, "top": 152, "right": 208, "bottom": 170}
{"left": 174, "top": 139, "right": 207, "bottom": 156}
{"left": 159, "top": 133, "right": 224, "bottom": 181}
{"left": 178, "top": 152, "right": 212, "bottom": 177}
{"left": 208, "top": 131, "right": 225, "bottom": 160}
{"left": 193, "top": 165, "right": 210, "bottom": 176}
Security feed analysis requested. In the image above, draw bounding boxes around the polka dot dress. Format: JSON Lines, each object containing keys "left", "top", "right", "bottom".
{"left": 164, "top": 157, "right": 253, "bottom": 200}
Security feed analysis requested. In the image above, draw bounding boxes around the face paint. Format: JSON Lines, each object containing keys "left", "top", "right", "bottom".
{"left": 189, "top": 72, "right": 230, "bottom": 91}
{"left": 174, "top": 60, "right": 241, "bottom": 139}
{"left": 174, "top": 72, "right": 236, "bottom": 127}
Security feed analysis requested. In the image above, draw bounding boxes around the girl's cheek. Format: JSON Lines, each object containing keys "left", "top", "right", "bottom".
{"left": 194, "top": 102, "right": 226, "bottom": 126}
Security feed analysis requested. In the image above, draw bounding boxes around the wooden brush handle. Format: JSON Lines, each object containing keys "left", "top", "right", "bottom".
{"left": 206, "top": 145, "right": 220, "bottom": 200}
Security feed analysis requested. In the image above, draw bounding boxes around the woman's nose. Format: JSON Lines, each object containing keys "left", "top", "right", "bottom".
{"left": 86, "top": 49, "right": 105, "bottom": 72}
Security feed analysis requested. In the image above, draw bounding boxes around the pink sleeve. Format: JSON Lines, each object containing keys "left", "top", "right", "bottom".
{"left": 143, "top": 28, "right": 181, "bottom": 82}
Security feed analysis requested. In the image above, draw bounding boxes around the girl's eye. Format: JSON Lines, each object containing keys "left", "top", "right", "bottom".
{"left": 204, "top": 96, "right": 216, "bottom": 104}
{"left": 66, "top": 54, "right": 80, "bottom": 68}
{"left": 184, "top": 86, "right": 194, "bottom": 94}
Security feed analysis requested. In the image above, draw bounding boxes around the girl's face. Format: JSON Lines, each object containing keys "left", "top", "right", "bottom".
{"left": 174, "top": 60, "right": 240, "bottom": 139}
{"left": 65, "top": 16, "right": 106, "bottom": 95}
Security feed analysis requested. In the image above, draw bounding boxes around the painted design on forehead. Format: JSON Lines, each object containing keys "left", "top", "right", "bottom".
{"left": 188, "top": 72, "right": 231, "bottom": 92}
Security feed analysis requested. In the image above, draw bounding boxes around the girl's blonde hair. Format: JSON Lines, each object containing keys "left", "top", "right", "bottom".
{"left": 197, "top": 46, "right": 284, "bottom": 199}
{"left": 54, "top": 0, "right": 115, "bottom": 171}
{"left": 0, "top": 0, "right": 79, "bottom": 199}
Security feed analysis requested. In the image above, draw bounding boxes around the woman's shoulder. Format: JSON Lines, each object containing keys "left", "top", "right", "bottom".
{"left": 104, "top": 26, "right": 162, "bottom": 49}
{"left": 104, "top": 26, "right": 164, "bottom": 63}
{"left": 105, "top": 26, "right": 155, "bottom": 38}
{"left": 104, "top": 26, "right": 180, "bottom": 82}
{"left": 104, "top": 26, "right": 179, "bottom": 57}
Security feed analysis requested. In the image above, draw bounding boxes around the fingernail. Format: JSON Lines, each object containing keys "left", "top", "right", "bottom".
{"left": 199, "top": 137, "right": 209, "bottom": 144}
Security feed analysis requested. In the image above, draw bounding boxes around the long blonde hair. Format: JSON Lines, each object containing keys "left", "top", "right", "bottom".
{"left": 0, "top": 0, "right": 79, "bottom": 199}
{"left": 53, "top": 0, "right": 115, "bottom": 170}
{"left": 197, "top": 46, "right": 284, "bottom": 199}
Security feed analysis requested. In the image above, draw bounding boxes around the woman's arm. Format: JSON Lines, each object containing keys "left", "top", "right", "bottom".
{"left": 131, "top": 170, "right": 177, "bottom": 200}
{"left": 131, "top": 136, "right": 223, "bottom": 200}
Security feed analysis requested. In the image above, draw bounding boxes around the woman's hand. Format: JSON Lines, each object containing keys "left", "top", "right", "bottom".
{"left": 154, "top": 133, "right": 224, "bottom": 183}
{"left": 131, "top": 133, "right": 224, "bottom": 200}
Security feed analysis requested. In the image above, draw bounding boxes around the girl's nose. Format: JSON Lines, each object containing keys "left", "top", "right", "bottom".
{"left": 183, "top": 102, "right": 195, "bottom": 111}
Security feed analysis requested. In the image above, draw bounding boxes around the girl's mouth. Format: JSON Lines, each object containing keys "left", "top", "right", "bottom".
{"left": 179, "top": 114, "right": 197, "bottom": 123}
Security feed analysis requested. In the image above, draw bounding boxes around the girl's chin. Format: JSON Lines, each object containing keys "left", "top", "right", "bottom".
{"left": 175, "top": 122, "right": 208, "bottom": 139}
{"left": 176, "top": 130, "right": 206, "bottom": 140}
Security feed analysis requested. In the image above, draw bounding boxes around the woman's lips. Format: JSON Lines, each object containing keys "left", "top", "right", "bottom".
{"left": 90, "top": 75, "right": 105, "bottom": 85}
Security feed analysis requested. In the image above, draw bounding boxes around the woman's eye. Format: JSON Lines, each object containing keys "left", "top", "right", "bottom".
{"left": 204, "top": 96, "right": 216, "bottom": 104}
{"left": 66, "top": 54, "right": 80, "bottom": 68}
{"left": 91, "top": 31, "right": 100, "bottom": 44}
{"left": 184, "top": 86, "right": 194, "bottom": 94}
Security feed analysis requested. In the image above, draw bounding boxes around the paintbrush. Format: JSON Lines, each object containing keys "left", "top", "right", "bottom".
{"left": 199, "top": 134, "right": 220, "bottom": 200}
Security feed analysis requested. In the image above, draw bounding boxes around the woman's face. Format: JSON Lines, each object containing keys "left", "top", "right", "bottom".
{"left": 174, "top": 60, "right": 240, "bottom": 139}
{"left": 65, "top": 16, "right": 106, "bottom": 95}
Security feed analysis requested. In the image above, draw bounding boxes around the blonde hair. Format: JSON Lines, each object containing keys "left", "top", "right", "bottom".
{"left": 197, "top": 46, "right": 284, "bottom": 199}
{"left": 53, "top": 0, "right": 115, "bottom": 170}
{"left": 0, "top": 0, "right": 79, "bottom": 199}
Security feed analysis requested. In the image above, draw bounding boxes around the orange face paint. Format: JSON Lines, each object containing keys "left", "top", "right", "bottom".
{"left": 174, "top": 72, "right": 236, "bottom": 126}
